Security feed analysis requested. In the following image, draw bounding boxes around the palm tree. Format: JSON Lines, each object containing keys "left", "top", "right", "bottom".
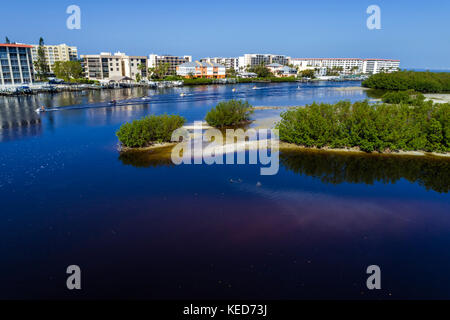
{"left": 137, "top": 63, "right": 147, "bottom": 80}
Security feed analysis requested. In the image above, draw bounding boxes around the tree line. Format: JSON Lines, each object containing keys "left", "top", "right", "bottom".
{"left": 362, "top": 71, "right": 450, "bottom": 93}
{"left": 276, "top": 95, "right": 449, "bottom": 153}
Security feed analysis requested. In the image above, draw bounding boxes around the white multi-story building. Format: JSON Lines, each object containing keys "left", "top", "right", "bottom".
{"left": 148, "top": 54, "right": 192, "bottom": 76}
{"left": 200, "top": 57, "right": 239, "bottom": 70}
{"left": 362, "top": 59, "right": 401, "bottom": 74}
{"left": 31, "top": 43, "right": 78, "bottom": 73}
{"left": 0, "top": 43, "right": 34, "bottom": 85}
{"left": 80, "top": 52, "right": 148, "bottom": 81}
{"left": 291, "top": 58, "right": 400, "bottom": 74}
{"left": 238, "top": 54, "right": 291, "bottom": 71}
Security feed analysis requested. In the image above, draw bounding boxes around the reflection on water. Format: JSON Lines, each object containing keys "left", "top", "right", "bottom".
{"left": 118, "top": 146, "right": 175, "bottom": 168}
{"left": 117, "top": 146, "right": 450, "bottom": 193}
{"left": 0, "top": 96, "right": 41, "bottom": 129}
{"left": 1, "top": 81, "right": 449, "bottom": 299}
{"left": 281, "top": 149, "right": 450, "bottom": 193}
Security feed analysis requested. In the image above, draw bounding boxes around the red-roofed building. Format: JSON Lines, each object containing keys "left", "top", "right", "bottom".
{"left": 0, "top": 44, "right": 34, "bottom": 85}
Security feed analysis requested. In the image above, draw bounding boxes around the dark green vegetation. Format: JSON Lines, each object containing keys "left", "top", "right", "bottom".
{"left": 248, "top": 64, "right": 273, "bottom": 78}
{"left": 53, "top": 61, "right": 83, "bottom": 82}
{"left": 363, "top": 71, "right": 450, "bottom": 93}
{"left": 34, "top": 37, "right": 50, "bottom": 80}
{"left": 183, "top": 78, "right": 216, "bottom": 85}
{"left": 117, "top": 114, "right": 186, "bottom": 148}
{"left": 381, "top": 90, "right": 426, "bottom": 105}
{"left": 205, "top": 100, "right": 254, "bottom": 128}
{"left": 280, "top": 149, "right": 450, "bottom": 193}
{"left": 276, "top": 98, "right": 450, "bottom": 153}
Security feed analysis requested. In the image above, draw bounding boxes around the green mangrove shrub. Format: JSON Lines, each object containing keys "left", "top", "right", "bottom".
{"left": 117, "top": 114, "right": 186, "bottom": 148}
{"left": 381, "top": 90, "right": 425, "bottom": 105}
{"left": 362, "top": 71, "right": 450, "bottom": 93}
{"left": 205, "top": 99, "right": 254, "bottom": 128}
{"left": 276, "top": 100, "right": 450, "bottom": 153}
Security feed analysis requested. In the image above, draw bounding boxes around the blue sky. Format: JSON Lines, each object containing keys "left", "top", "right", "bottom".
{"left": 1, "top": 0, "right": 449, "bottom": 69}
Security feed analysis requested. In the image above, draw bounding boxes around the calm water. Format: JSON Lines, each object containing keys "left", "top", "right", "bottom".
{"left": 0, "top": 81, "right": 449, "bottom": 299}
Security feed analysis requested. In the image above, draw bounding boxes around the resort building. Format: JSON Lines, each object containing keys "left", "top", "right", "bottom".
{"left": 362, "top": 59, "right": 401, "bottom": 74}
{"left": 31, "top": 43, "right": 78, "bottom": 73}
{"left": 176, "top": 61, "right": 226, "bottom": 79}
{"left": 148, "top": 54, "right": 192, "bottom": 75}
{"left": 290, "top": 58, "right": 400, "bottom": 74}
{"left": 267, "top": 63, "right": 298, "bottom": 77}
{"left": 0, "top": 43, "right": 34, "bottom": 85}
{"left": 238, "top": 54, "right": 291, "bottom": 70}
{"left": 200, "top": 57, "right": 239, "bottom": 70}
{"left": 80, "top": 52, "right": 147, "bottom": 81}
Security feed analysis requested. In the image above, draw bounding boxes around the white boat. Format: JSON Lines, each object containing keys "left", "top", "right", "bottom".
{"left": 180, "top": 93, "right": 186, "bottom": 97}
{"left": 252, "top": 86, "right": 257, "bottom": 90}
{"left": 232, "top": 88, "right": 236, "bottom": 92}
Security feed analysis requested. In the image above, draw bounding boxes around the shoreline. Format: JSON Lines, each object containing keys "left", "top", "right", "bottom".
{"left": 0, "top": 78, "right": 364, "bottom": 97}
{"left": 278, "top": 142, "right": 450, "bottom": 158}
{"left": 117, "top": 133, "right": 450, "bottom": 159}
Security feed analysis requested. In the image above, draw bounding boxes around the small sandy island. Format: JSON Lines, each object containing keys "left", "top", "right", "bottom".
{"left": 119, "top": 105, "right": 450, "bottom": 159}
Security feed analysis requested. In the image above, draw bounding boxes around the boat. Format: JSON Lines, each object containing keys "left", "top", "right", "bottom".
{"left": 35, "top": 106, "right": 46, "bottom": 114}
{"left": 252, "top": 86, "right": 257, "bottom": 90}
{"left": 232, "top": 88, "right": 236, "bottom": 92}
{"left": 180, "top": 93, "right": 186, "bottom": 97}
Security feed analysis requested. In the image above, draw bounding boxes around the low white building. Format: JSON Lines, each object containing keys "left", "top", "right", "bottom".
{"left": 267, "top": 63, "right": 297, "bottom": 77}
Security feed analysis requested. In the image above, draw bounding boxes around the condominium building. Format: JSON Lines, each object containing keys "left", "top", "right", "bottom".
{"left": 291, "top": 58, "right": 400, "bottom": 74}
{"left": 176, "top": 61, "right": 226, "bottom": 79}
{"left": 80, "top": 52, "right": 148, "bottom": 81}
{"left": 238, "top": 54, "right": 291, "bottom": 70}
{"left": 31, "top": 43, "right": 78, "bottom": 73}
{"left": 148, "top": 54, "right": 192, "bottom": 75}
{"left": 0, "top": 43, "right": 34, "bottom": 85}
{"left": 362, "top": 59, "right": 401, "bottom": 74}
{"left": 200, "top": 57, "right": 239, "bottom": 70}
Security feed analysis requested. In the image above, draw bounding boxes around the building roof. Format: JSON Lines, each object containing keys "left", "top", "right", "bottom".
{"left": 280, "top": 66, "right": 297, "bottom": 73}
{"left": 108, "top": 76, "right": 133, "bottom": 82}
{"left": 267, "top": 63, "right": 284, "bottom": 67}
{"left": 0, "top": 43, "right": 33, "bottom": 48}
{"left": 178, "top": 62, "right": 199, "bottom": 68}
{"left": 178, "top": 61, "right": 225, "bottom": 68}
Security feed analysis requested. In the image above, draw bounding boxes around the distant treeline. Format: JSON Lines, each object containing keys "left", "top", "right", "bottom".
{"left": 276, "top": 98, "right": 450, "bottom": 153}
{"left": 362, "top": 71, "right": 450, "bottom": 93}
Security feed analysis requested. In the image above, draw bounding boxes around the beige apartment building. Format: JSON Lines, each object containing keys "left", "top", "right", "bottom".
{"left": 31, "top": 43, "right": 78, "bottom": 73}
{"left": 80, "top": 52, "right": 148, "bottom": 81}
